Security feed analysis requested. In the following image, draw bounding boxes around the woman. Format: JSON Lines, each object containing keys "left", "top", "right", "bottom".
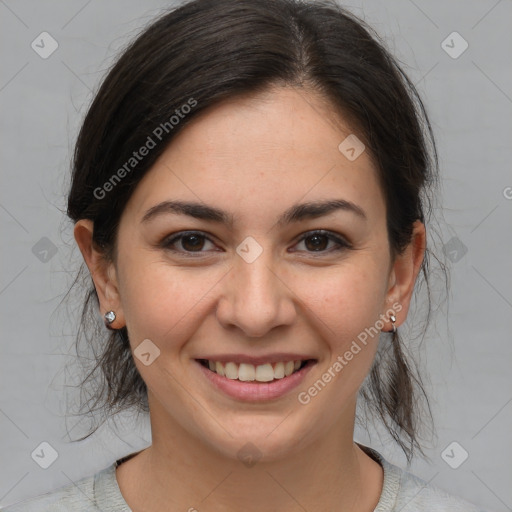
{"left": 1, "top": 0, "right": 489, "bottom": 510}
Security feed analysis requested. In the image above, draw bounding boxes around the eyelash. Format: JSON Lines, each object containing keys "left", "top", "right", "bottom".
{"left": 161, "top": 230, "right": 351, "bottom": 257}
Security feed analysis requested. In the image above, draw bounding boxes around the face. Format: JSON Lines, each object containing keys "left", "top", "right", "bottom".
{"left": 78, "top": 86, "right": 423, "bottom": 462}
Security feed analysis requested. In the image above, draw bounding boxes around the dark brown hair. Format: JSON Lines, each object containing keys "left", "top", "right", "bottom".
{"left": 65, "top": 0, "right": 446, "bottom": 464}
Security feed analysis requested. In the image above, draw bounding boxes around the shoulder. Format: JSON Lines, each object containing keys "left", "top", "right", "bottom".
{"left": 0, "top": 462, "right": 130, "bottom": 512}
{"left": 0, "top": 473, "right": 95, "bottom": 512}
{"left": 380, "top": 457, "right": 487, "bottom": 511}
{"left": 357, "top": 443, "right": 489, "bottom": 512}
{"left": 390, "top": 463, "right": 487, "bottom": 512}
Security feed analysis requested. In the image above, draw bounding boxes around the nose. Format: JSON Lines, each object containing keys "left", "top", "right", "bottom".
{"left": 215, "top": 250, "right": 296, "bottom": 338}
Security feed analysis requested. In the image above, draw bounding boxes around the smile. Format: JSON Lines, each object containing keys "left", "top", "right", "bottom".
{"left": 194, "top": 358, "right": 317, "bottom": 401}
{"left": 197, "top": 359, "right": 309, "bottom": 382}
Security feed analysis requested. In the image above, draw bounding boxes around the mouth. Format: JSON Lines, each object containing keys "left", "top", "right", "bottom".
{"left": 194, "top": 357, "right": 316, "bottom": 401}
{"left": 196, "top": 358, "right": 312, "bottom": 382}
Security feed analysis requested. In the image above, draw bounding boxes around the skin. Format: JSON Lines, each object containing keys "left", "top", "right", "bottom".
{"left": 75, "top": 85, "right": 425, "bottom": 512}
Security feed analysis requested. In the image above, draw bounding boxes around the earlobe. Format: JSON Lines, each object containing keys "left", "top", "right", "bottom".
{"left": 384, "top": 220, "right": 426, "bottom": 329}
{"left": 73, "top": 219, "right": 125, "bottom": 329}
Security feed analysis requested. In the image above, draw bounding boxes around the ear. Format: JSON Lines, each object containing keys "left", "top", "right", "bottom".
{"left": 384, "top": 220, "right": 426, "bottom": 329}
{"left": 73, "top": 219, "right": 125, "bottom": 329}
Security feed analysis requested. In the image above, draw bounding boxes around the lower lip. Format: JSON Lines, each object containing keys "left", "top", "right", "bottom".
{"left": 195, "top": 360, "right": 316, "bottom": 402}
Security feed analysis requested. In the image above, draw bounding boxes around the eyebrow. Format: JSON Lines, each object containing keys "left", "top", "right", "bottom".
{"left": 141, "top": 198, "right": 367, "bottom": 227}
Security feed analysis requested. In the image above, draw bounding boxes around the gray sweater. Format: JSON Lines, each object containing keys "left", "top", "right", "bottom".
{"left": 1, "top": 445, "right": 487, "bottom": 511}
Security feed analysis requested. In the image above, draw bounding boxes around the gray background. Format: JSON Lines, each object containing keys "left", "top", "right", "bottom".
{"left": 1, "top": 0, "right": 511, "bottom": 510}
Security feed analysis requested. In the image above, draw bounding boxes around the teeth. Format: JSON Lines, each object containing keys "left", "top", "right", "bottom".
{"left": 205, "top": 360, "right": 305, "bottom": 381}
{"left": 255, "top": 363, "right": 274, "bottom": 382}
{"left": 224, "top": 362, "right": 238, "bottom": 380}
{"left": 238, "top": 363, "right": 255, "bottom": 382}
{"left": 215, "top": 361, "right": 225, "bottom": 377}
{"left": 274, "top": 362, "right": 285, "bottom": 379}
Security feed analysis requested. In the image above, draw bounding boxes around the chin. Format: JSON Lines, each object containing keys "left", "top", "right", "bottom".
{"left": 195, "top": 413, "right": 316, "bottom": 464}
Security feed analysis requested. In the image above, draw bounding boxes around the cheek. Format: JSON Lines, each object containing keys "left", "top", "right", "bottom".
{"left": 117, "top": 225, "right": 389, "bottom": 351}
{"left": 290, "top": 264, "right": 387, "bottom": 423}
{"left": 118, "top": 253, "right": 229, "bottom": 348}
{"left": 290, "top": 259, "right": 387, "bottom": 348}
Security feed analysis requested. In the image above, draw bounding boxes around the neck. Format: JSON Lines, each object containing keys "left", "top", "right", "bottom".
{"left": 116, "top": 399, "right": 383, "bottom": 512}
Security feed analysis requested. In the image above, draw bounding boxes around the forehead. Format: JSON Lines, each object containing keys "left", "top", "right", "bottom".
{"left": 125, "top": 86, "right": 386, "bottom": 229}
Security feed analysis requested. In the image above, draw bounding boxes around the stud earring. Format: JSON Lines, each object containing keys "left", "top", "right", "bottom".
{"left": 104, "top": 310, "right": 116, "bottom": 328}
{"left": 389, "top": 314, "right": 397, "bottom": 334}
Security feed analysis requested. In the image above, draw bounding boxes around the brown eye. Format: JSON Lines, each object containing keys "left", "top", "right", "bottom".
{"left": 161, "top": 229, "right": 350, "bottom": 257}
{"left": 162, "top": 231, "right": 217, "bottom": 254}
{"left": 293, "top": 230, "right": 350, "bottom": 254}
{"left": 304, "top": 233, "right": 329, "bottom": 251}
{"left": 180, "top": 234, "right": 206, "bottom": 251}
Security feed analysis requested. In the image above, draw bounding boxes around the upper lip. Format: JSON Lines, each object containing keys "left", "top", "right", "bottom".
{"left": 196, "top": 353, "right": 316, "bottom": 365}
